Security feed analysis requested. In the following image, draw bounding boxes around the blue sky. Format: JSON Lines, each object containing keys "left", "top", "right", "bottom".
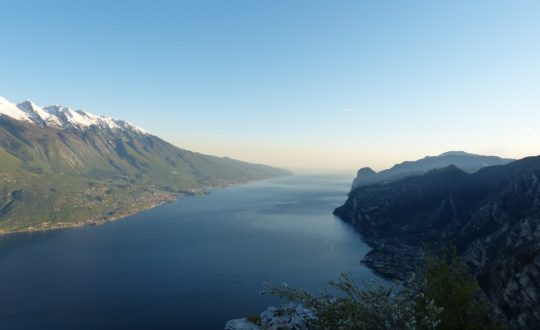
{"left": 1, "top": 0, "right": 539, "bottom": 170}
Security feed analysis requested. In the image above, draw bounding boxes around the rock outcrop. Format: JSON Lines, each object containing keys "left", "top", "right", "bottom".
{"left": 225, "top": 304, "right": 316, "bottom": 330}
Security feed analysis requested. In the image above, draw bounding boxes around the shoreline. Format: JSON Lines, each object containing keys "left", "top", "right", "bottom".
{"left": 0, "top": 192, "right": 180, "bottom": 236}
{"left": 0, "top": 176, "right": 286, "bottom": 236}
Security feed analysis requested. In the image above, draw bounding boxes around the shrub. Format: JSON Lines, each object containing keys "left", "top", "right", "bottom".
{"left": 263, "top": 248, "right": 504, "bottom": 329}
{"left": 264, "top": 273, "right": 442, "bottom": 330}
{"left": 421, "top": 248, "right": 503, "bottom": 330}
{"left": 245, "top": 314, "right": 262, "bottom": 326}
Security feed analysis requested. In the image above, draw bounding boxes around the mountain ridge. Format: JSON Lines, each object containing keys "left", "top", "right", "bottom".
{"left": 0, "top": 96, "right": 146, "bottom": 133}
{"left": 351, "top": 151, "right": 514, "bottom": 189}
{"left": 0, "top": 96, "right": 291, "bottom": 233}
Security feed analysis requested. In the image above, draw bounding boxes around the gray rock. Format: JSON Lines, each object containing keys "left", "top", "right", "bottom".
{"left": 260, "top": 303, "right": 316, "bottom": 329}
{"left": 224, "top": 318, "right": 260, "bottom": 330}
{"left": 225, "top": 304, "right": 317, "bottom": 330}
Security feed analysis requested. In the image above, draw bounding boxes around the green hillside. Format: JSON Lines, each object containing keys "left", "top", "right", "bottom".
{"left": 0, "top": 118, "right": 290, "bottom": 232}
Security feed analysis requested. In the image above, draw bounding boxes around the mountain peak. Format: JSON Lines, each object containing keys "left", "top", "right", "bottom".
{"left": 17, "top": 99, "right": 36, "bottom": 107}
{"left": 0, "top": 96, "right": 34, "bottom": 122}
{"left": 357, "top": 167, "right": 377, "bottom": 175}
{"left": 438, "top": 151, "right": 472, "bottom": 157}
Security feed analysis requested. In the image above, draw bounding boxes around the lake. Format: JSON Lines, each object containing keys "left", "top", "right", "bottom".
{"left": 0, "top": 174, "right": 379, "bottom": 329}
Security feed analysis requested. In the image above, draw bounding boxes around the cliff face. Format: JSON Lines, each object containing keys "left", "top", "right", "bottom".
{"left": 334, "top": 157, "right": 540, "bottom": 329}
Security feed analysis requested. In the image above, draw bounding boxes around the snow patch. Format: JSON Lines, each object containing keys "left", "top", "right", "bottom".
{"left": 0, "top": 96, "right": 33, "bottom": 122}
{"left": 17, "top": 100, "right": 63, "bottom": 127}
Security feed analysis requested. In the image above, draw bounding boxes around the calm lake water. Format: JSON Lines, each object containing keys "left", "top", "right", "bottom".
{"left": 0, "top": 174, "right": 378, "bottom": 329}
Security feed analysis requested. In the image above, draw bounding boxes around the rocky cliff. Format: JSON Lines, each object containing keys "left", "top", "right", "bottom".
{"left": 334, "top": 156, "right": 540, "bottom": 329}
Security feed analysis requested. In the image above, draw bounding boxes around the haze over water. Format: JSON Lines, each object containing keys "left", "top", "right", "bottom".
{"left": 0, "top": 175, "right": 376, "bottom": 329}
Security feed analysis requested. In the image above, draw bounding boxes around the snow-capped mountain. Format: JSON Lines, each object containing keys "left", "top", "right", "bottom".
{"left": 0, "top": 96, "right": 146, "bottom": 134}
{"left": 0, "top": 94, "right": 290, "bottom": 233}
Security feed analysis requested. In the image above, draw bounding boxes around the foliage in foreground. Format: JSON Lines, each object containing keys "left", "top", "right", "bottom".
{"left": 422, "top": 248, "right": 503, "bottom": 330}
{"left": 264, "top": 249, "right": 504, "bottom": 330}
{"left": 264, "top": 273, "right": 442, "bottom": 330}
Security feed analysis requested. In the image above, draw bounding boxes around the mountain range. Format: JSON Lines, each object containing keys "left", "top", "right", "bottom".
{"left": 0, "top": 96, "right": 290, "bottom": 233}
{"left": 335, "top": 153, "right": 540, "bottom": 329}
{"left": 351, "top": 151, "right": 513, "bottom": 189}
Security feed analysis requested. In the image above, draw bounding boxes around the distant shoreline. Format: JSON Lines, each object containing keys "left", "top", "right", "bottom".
{"left": 0, "top": 191, "right": 179, "bottom": 236}
{"left": 0, "top": 176, "right": 287, "bottom": 236}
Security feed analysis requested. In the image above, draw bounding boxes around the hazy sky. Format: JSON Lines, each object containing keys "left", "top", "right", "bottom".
{"left": 1, "top": 1, "right": 539, "bottom": 171}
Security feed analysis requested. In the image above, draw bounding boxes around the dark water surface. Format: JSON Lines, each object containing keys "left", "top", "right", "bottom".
{"left": 0, "top": 175, "right": 378, "bottom": 329}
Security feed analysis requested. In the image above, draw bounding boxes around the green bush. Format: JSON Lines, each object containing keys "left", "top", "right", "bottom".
{"left": 245, "top": 314, "right": 262, "bottom": 326}
{"left": 421, "top": 248, "right": 503, "bottom": 330}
